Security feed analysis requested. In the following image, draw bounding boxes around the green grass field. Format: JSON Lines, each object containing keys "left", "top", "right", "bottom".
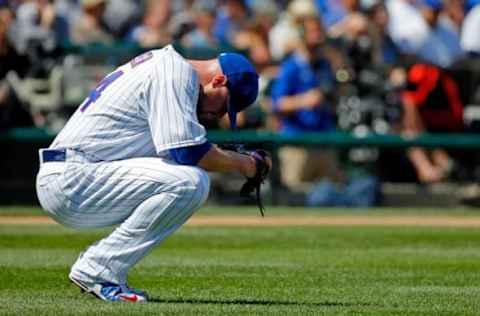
{"left": 1, "top": 206, "right": 480, "bottom": 315}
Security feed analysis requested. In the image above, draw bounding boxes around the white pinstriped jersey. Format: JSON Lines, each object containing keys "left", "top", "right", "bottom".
{"left": 51, "top": 45, "right": 206, "bottom": 162}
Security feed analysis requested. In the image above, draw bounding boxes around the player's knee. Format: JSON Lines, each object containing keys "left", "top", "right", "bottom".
{"left": 182, "top": 167, "right": 210, "bottom": 207}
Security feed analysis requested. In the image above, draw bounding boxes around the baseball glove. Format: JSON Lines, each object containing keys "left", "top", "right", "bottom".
{"left": 239, "top": 149, "right": 271, "bottom": 217}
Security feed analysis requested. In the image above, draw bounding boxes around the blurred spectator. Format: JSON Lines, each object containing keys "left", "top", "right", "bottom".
{"left": 330, "top": 12, "right": 369, "bottom": 46}
{"left": 10, "top": 0, "right": 68, "bottom": 57}
{"left": 0, "top": 5, "right": 29, "bottom": 76}
{"left": 437, "top": 0, "right": 465, "bottom": 55}
{"left": 416, "top": 0, "right": 464, "bottom": 67}
{"left": 213, "top": 0, "right": 249, "bottom": 46}
{"left": 0, "top": 4, "right": 33, "bottom": 129}
{"left": 169, "top": 0, "right": 196, "bottom": 40}
{"left": 250, "top": 1, "right": 281, "bottom": 75}
{"left": 334, "top": 0, "right": 404, "bottom": 136}
{"left": 402, "top": 63, "right": 464, "bottom": 182}
{"left": 315, "top": 0, "right": 349, "bottom": 29}
{"left": 461, "top": 4, "right": 480, "bottom": 55}
{"left": 387, "top": 0, "right": 430, "bottom": 53}
{"left": 271, "top": 16, "right": 341, "bottom": 188}
{"left": 441, "top": 0, "right": 465, "bottom": 31}
{"left": 103, "top": 0, "right": 142, "bottom": 39}
{"left": 71, "top": 0, "right": 113, "bottom": 45}
{"left": 327, "top": 0, "right": 369, "bottom": 40}
{"left": 126, "top": 0, "right": 171, "bottom": 48}
{"left": 272, "top": 17, "right": 336, "bottom": 134}
{"left": 181, "top": 0, "right": 218, "bottom": 49}
{"left": 365, "top": 1, "right": 401, "bottom": 67}
{"left": 240, "top": 1, "right": 279, "bottom": 46}
{"left": 330, "top": 9, "right": 369, "bottom": 75}
{"left": 234, "top": 8, "right": 275, "bottom": 71}
{"left": 0, "top": 1, "right": 13, "bottom": 25}
{"left": 54, "top": 0, "right": 81, "bottom": 32}
{"left": 247, "top": 0, "right": 279, "bottom": 46}
{"left": 269, "top": 0, "right": 318, "bottom": 61}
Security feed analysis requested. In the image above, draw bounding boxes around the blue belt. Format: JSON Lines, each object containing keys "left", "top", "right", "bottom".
{"left": 40, "top": 149, "right": 66, "bottom": 163}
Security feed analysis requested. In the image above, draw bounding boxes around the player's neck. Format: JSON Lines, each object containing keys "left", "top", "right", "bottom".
{"left": 187, "top": 59, "right": 222, "bottom": 85}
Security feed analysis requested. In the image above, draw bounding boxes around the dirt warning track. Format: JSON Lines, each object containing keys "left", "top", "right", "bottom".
{"left": 2, "top": 215, "right": 480, "bottom": 227}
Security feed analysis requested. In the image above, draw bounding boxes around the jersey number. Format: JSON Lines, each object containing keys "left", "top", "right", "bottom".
{"left": 130, "top": 51, "right": 153, "bottom": 68}
{"left": 80, "top": 70, "right": 124, "bottom": 112}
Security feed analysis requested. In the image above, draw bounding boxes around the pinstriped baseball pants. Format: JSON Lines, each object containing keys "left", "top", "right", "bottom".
{"left": 36, "top": 156, "right": 210, "bottom": 285}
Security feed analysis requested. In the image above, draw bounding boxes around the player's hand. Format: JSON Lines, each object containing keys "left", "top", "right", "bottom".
{"left": 262, "top": 154, "right": 272, "bottom": 173}
{"left": 242, "top": 155, "right": 257, "bottom": 178}
{"left": 240, "top": 150, "right": 271, "bottom": 217}
{"left": 242, "top": 152, "right": 272, "bottom": 178}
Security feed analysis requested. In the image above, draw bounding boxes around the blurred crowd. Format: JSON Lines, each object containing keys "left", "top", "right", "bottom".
{"left": 1, "top": 0, "right": 480, "bottom": 191}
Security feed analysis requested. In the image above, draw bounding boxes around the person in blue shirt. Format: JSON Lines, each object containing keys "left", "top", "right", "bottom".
{"left": 416, "top": 0, "right": 464, "bottom": 67}
{"left": 271, "top": 17, "right": 335, "bottom": 134}
{"left": 271, "top": 15, "right": 341, "bottom": 188}
{"left": 314, "top": 0, "right": 348, "bottom": 30}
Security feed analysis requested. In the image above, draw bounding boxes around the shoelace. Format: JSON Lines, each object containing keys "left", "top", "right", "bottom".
{"left": 101, "top": 283, "right": 124, "bottom": 300}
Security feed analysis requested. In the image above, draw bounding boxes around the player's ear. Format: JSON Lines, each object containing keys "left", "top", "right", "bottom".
{"left": 211, "top": 74, "right": 227, "bottom": 88}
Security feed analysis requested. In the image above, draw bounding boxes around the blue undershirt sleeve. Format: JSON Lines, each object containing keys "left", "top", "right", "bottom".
{"left": 169, "top": 142, "right": 212, "bottom": 166}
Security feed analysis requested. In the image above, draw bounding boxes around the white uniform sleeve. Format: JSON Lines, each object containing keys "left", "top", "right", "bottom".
{"left": 146, "top": 52, "right": 207, "bottom": 154}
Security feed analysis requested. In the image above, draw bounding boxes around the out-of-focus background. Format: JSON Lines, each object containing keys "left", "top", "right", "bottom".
{"left": 1, "top": 0, "right": 480, "bottom": 208}
{"left": 2, "top": 2, "right": 480, "bottom": 312}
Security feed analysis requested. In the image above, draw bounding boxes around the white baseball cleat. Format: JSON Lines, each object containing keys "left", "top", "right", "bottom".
{"left": 69, "top": 274, "right": 148, "bottom": 302}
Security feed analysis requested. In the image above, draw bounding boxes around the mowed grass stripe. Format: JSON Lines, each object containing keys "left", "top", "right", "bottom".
{"left": 1, "top": 224, "right": 480, "bottom": 315}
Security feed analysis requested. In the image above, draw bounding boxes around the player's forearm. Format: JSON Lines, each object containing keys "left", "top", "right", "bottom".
{"left": 198, "top": 145, "right": 256, "bottom": 177}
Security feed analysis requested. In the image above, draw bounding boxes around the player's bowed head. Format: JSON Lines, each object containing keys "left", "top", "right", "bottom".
{"left": 187, "top": 53, "right": 259, "bottom": 129}
{"left": 186, "top": 53, "right": 271, "bottom": 179}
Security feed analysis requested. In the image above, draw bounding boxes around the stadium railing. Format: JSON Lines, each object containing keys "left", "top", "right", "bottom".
{"left": 3, "top": 127, "right": 480, "bottom": 149}
{"left": 61, "top": 42, "right": 239, "bottom": 60}
{"left": 2, "top": 127, "right": 480, "bottom": 205}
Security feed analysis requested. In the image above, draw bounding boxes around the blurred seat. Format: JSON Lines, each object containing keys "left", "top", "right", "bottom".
{"left": 6, "top": 66, "right": 63, "bottom": 112}
{"left": 62, "top": 55, "right": 116, "bottom": 108}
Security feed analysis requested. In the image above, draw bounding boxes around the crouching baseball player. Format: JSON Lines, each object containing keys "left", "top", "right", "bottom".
{"left": 35, "top": 45, "right": 271, "bottom": 302}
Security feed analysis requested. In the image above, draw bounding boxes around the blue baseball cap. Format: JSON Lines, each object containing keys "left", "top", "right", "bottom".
{"left": 467, "top": 0, "right": 480, "bottom": 10}
{"left": 218, "top": 52, "right": 259, "bottom": 129}
{"left": 419, "top": 0, "right": 443, "bottom": 11}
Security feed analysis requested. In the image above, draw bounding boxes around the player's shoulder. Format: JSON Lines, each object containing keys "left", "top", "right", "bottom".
{"left": 149, "top": 44, "right": 174, "bottom": 57}
{"left": 146, "top": 45, "right": 199, "bottom": 98}
{"left": 151, "top": 45, "right": 187, "bottom": 64}
{"left": 150, "top": 45, "right": 197, "bottom": 77}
